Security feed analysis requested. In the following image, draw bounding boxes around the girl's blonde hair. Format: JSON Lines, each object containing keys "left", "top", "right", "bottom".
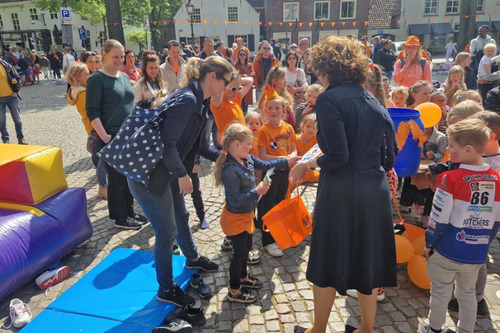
{"left": 407, "top": 80, "right": 433, "bottom": 106}
{"left": 213, "top": 123, "right": 253, "bottom": 187}
{"left": 300, "top": 113, "right": 317, "bottom": 129}
{"left": 257, "top": 66, "right": 293, "bottom": 112}
{"left": 447, "top": 100, "right": 484, "bottom": 125}
{"left": 245, "top": 111, "right": 263, "bottom": 125}
{"left": 101, "top": 39, "right": 124, "bottom": 54}
{"left": 443, "top": 65, "right": 466, "bottom": 104}
{"left": 65, "top": 63, "right": 88, "bottom": 87}
{"left": 180, "top": 55, "right": 233, "bottom": 87}
{"left": 483, "top": 43, "right": 497, "bottom": 53}
{"left": 391, "top": 85, "right": 409, "bottom": 98}
{"left": 452, "top": 89, "right": 482, "bottom": 106}
{"left": 305, "top": 83, "right": 324, "bottom": 95}
{"left": 455, "top": 52, "right": 471, "bottom": 65}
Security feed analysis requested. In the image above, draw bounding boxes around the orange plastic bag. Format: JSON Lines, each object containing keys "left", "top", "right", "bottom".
{"left": 262, "top": 186, "right": 313, "bottom": 250}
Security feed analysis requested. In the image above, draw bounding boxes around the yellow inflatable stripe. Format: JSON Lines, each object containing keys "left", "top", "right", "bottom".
{"left": 0, "top": 202, "right": 45, "bottom": 216}
{"left": 0, "top": 145, "right": 51, "bottom": 166}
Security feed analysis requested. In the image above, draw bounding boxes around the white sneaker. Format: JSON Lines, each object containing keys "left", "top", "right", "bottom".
{"left": 264, "top": 243, "right": 284, "bottom": 257}
{"left": 9, "top": 298, "right": 31, "bottom": 328}
{"left": 346, "top": 288, "right": 385, "bottom": 301}
{"left": 35, "top": 266, "right": 70, "bottom": 290}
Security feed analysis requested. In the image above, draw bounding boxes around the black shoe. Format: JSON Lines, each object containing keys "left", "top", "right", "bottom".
{"left": 129, "top": 213, "right": 148, "bottom": 224}
{"left": 157, "top": 284, "right": 195, "bottom": 306}
{"left": 477, "top": 298, "right": 489, "bottom": 316}
{"left": 185, "top": 256, "right": 218, "bottom": 272}
{"left": 190, "top": 273, "right": 212, "bottom": 299}
{"left": 227, "top": 287, "right": 256, "bottom": 303}
{"left": 447, "top": 299, "right": 459, "bottom": 312}
{"left": 152, "top": 318, "right": 192, "bottom": 333}
{"left": 18, "top": 139, "right": 28, "bottom": 145}
{"left": 114, "top": 217, "right": 142, "bottom": 230}
{"left": 221, "top": 236, "right": 233, "bottom": 251}
{"left": 345, "top": 324, "right": 358, "bottom": 333}
{"left": 294, "top": 326, "right": 308, "bottom": 333}
{"left": 173, "top": 244, "right": 181, "bottom": 255}
{"left": 240, "top": 274, "right": 263, "bottom": 289}
{"left": 176, "top": 300, "right": 206, "bottom": 327}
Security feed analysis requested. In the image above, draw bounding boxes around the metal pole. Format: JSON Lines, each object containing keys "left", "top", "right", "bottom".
{"left": 190, "top": 17, "right": 194, "bottom": 44}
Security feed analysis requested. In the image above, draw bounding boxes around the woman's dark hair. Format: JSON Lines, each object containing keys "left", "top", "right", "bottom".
{"left": 123, "top": 49, "right": 136, "bottom": 65}
{"left": 284, "top": 51, "right": 299, "bottom": 68}
{"left": 140, "top": 51, "right": 167, "bottom": 90}
{"left": 82, "top": 51, "right": 96, "bottom": 65}
{"left": 236, "top": 49, "right": 249, "bottom": 66}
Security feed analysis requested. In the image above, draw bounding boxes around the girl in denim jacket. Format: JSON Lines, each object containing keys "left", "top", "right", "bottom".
{"left": 213, "top": 123, "right": 296, "bottom": 303}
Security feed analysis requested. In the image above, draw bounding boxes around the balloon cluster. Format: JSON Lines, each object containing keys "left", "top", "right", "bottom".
{"left": 394, "top": 224, "right": 431, "bottom": 289}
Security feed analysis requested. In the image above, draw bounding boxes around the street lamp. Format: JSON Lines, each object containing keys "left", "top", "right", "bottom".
{"left": 186, "top": 0, "right": 195, "bottom": 45}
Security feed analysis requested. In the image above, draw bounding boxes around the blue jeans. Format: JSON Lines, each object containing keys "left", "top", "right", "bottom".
{"left": 0, "top": 96, "right": 24, "bottom": 143}
{"left": 127, "top": 178, "right": 198, "bottom": 291}
{"left": 91, "top": 154, "right": 108, "bottom": 186}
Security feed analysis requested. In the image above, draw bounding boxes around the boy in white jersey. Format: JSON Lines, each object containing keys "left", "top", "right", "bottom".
{"left": 420, "top": 118, "right": 500, "bottom": 333}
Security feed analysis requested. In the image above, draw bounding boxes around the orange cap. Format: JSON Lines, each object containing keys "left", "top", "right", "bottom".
{"left": 404, "top": 35, "right": 422, "bottom": 48}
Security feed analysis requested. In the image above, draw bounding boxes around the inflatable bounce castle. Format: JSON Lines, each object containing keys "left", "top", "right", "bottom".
{"left": 0, "top": 145, "right": 92, "bottom": 301}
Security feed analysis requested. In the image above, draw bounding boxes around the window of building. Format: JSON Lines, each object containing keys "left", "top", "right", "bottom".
{"left": 477, "top": 0, "right": 485, "bottom": 12}
{"left": 283, "top": 2, "right": 299, "bottom": 22}
{"left": 424, "top": 0, "right": 438, "bottom": 14}
{"left": 314, "top": 1, "right": 330, "bottom": 20}
{"left": 445, "top": 0, "right": 459, "bottom": 14}
{"left": 340, "top": 0, "right": 356, "bottom": 19}
{"left": 191, "top": 8, "right": 201, "bottom": 23}
{"left": 11, "top": 13, "right": 20, "bottom": 30}
{"left": 30, "top": 8, "right": 38, "bottom": 21}
{"left": 50, "top": 11, "right": 58, "bottom": 20}
{"left": 228, "top": 7, "right": 238, "bottom": 22}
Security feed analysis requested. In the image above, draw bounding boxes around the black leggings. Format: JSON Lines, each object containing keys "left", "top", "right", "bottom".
{"left": 228, "top": 231, "right": 252, "bottom": 289}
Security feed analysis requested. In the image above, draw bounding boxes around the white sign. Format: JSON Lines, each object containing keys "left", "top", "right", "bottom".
{"left": 61, "top": 7, "right": 71, "bottom": 24}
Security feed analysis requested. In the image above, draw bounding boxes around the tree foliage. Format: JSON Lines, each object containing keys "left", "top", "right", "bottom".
{"left": 34, "top": 0, "right": 105, "bottom": 25}
{"left": 126, "top": 29, "right": 151, "bottom": 47}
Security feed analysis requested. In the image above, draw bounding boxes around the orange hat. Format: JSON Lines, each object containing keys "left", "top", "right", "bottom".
{"left": 403, "top": 35, "right": 422, "bottom": 48}
{"left": 262, "top": 85, "right": 279, "bottom": 101}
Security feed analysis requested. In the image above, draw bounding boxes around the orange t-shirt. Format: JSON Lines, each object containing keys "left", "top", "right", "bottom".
{"left": 250, "top": 134, "right": 259, "bottom": 157}
{"left": 171, "top": 64, "right": 180, "bottom": 75}
{"left": 257, "top": 122, "right": 296, "bottom": 157}
{"left": 211, "top": 92, "right": 245, "bottom": 144}
{"left": 220, "top": 206, "right": 255, "bottom": 236}
{"left": 295, "top": 134, "right": 318, "bottom": 156}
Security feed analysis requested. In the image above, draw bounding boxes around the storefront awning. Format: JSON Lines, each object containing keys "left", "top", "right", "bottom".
{"left": 490, "top": 21, "right": 500, "bottom": 32}
{"left": 408, "top": 24, "right": 431, "bottom": 35}
{"left": 431, "top": 23, "right": 454, "bottom": 35}
{"left": 476, "top": 21, "right": 491, "bottom": 30}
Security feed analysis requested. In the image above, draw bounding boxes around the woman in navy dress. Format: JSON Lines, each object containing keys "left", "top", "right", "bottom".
{"left": 292, "top": 36, "right": 398, "bottom": 333}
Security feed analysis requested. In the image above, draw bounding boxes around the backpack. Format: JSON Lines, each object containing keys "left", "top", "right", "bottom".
{"left": 400, "top": 58, "right": 426, "bottom": 72}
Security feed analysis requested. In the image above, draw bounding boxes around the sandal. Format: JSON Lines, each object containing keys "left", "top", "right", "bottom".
{"left": 227, "top": 287, "right": 256, "bottom": 303}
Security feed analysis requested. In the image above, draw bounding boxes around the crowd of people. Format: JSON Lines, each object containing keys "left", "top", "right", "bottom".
{"left": 2, "top": 26, "right": 500, "bottom": 332}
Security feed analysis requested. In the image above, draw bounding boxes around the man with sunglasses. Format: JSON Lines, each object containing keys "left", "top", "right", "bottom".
{"left": 253, "top": 41, "right": 278, "bottom": 100}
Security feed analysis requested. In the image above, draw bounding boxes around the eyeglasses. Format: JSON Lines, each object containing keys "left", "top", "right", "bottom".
{"left": 262, "top": 47, "right": 271, "bottom": 50}
{"left": 217, "top": 74, "right": 230, "bottom": 87}
{"left": 227, "top": 86, "right": 243, "bottom": 92}
{"left": 291, "top": 46, "right": 297, "bottom": 49}
{"left": 239, "top": 53, "right": 247, "bottom": 56}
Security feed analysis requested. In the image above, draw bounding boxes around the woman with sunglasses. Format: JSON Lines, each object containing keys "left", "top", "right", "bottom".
{"left": 234, "top": 49, "right": 255, "bottom": 114}
{"left": 126, "top": 56, "right": 233, "bottom": 306}
{"left": 120, "top": 49, "right": 141, "bottom": 85}
{"left": 284, "top": 51, "right": 308, "bottom": 105}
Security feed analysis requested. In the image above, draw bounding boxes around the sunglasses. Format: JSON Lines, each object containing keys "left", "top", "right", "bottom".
{"left": 291, "top": 46, "right": 297, "bottom": 49}
{"left": 227, "top": 85, "right": 243, "bottom": 92}
{"left": 217, "top": 74, "right": 230, "bottom": 86}
{"left": 239, "top": 53, "right": 247, "bottom": 56}
{"left": 262, "top": 47, "right": 271, "bottom": 50}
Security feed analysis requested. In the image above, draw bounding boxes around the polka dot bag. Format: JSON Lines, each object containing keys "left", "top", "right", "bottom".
{"left": 98, "top": 93, "right": 191, "bottom": 186}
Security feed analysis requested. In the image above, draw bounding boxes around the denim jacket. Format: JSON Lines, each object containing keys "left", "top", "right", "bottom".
{"left": 222, "top": 154, "right": 288, "bottom": 214}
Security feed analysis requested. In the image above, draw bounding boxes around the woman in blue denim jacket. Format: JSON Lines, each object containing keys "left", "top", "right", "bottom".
{"left": 213, "top": 123, "right": 296, "bottom": 303}
{"left": 127, "top": 56, "right": 233, "bottom": 307}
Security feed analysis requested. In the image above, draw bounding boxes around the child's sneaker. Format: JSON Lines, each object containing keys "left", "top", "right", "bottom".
{"left": 411, "top": 204, "right": 423, "bottom": 218}
{"left": 418, "top": 322, "right": 442, "bottom": 333}
{"left": 9, "top": 298, "right": 31, "bottom": 328}
{"left": 227, "top": 287, "right": 257, "bottom": 303}
{"left": 152, "top": 318, "right": 193, "bottom": 333}
{"left": 264, "top": 243, "right": 283, "bottom": 257}
{"left": 248, "top": 251, "right": 261, "bottom": 265}
{"left": 189, "top": 273, "right": 212, "bottom": 299}
{"left": 200, "top": 218, "right": 209, "bottom": 229}
{"left": 221, "top": 237, "right": 233, "bottom": 251}
{"left": 346, "top": 288, "right": 385, "bottom": 301}
{"left": 240, "top": 274, "right": 263, "bottom": 289}
{"left": 35, "top": 266, "right": 70, "bottom": 290}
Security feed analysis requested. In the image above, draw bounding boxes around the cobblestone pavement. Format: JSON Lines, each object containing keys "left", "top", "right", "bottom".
{"left": 0, "top": 81, "right": 499, "bottom": 332}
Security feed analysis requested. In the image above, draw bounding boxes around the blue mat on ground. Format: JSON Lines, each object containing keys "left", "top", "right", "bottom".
{"left": 22, "top": 248, "right": 197, "bottom": 333}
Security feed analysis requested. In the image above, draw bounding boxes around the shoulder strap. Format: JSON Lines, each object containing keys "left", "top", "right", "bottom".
{"left": 420, "top": 59, "right": 426, "bottom": 72}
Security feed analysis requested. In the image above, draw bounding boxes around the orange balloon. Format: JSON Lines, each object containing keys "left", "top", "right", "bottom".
{"left": 407, "top": 255, "right": 431, "bottom": 289}
{"left": 395, "top": 235, "right": 415, "bottom": 264}
{"left": 415, "top": 102, "right": 442, "bottom": 128}
{"left": 403, "top": 223, "right": 426, "bottom": 243}
{"left": 412, "top": 236, "right": 426, "bottom": 255}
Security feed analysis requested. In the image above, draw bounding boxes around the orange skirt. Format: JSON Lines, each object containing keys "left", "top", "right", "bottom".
{"left": 220, "top": 206, "right": 255, "bottom": 236}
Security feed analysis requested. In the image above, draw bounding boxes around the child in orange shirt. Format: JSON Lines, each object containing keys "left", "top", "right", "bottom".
{"left": 245, "top": 111, "right": 264, "bottom": 183}
{"left": 214, "top": 123, "right": 294, "bottom": 303}
{"left": 211, "top": 71, "right": 254, "bottom": 145}
{"left": 287, "top": 113, "right": 320, "bottom": 197}
{"left": 257, "top": 87, "right": 300, "bottom": 257}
